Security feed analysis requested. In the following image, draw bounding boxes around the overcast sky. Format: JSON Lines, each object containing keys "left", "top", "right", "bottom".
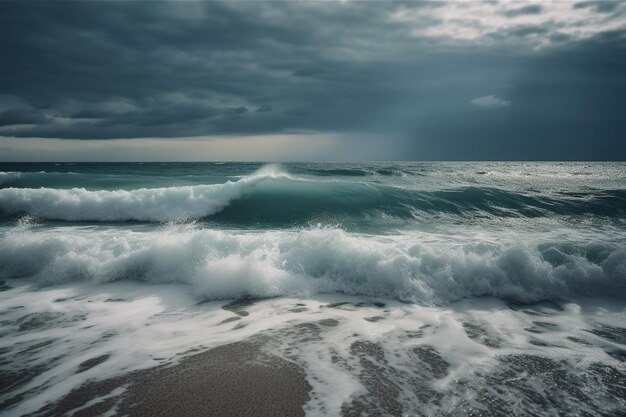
{"left": 1, "top": 0, "right": 625, "bottom": 161}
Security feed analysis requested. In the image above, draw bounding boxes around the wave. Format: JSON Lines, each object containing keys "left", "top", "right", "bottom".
{"left": 0, "top": 165, "right": 292, "bottom": 222}
{"left": 1, "top": 226, "right": 624, "bottom": 304}
{"left": 1, "top": 166, "right": 625, "bottom": 223}
{"left": 0, "top": 171, "right": 22, "bottom": 186}
{"left": 0, "top": 170, "right": 93, "bottom": 190}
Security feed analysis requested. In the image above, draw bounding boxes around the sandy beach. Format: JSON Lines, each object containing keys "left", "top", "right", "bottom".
{"left": 36, "top": 337, "right": 310, "bottom": 417}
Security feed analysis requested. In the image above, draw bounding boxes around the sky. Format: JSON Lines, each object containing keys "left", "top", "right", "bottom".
{"left": 1, "top": 0, "right": 625, "bottom": 161}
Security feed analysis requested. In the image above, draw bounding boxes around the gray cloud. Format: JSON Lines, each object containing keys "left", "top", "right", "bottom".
{"left": 0, "top": 108, "right": 47, "bottom": 127}
{"left": 0, "top": 1, "right": 625, "bottom": 160}
{"left": 503, "top": 5, "right": 543, "bottom": 18}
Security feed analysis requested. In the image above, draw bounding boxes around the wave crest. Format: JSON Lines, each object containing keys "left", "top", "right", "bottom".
{"left": 0, "top": 165, "right": 289, "bottom": 222}
{"left": 2, "top": 165, "right": 625, "bottom": 223}
{"left": 1, "top": 226, "right": 624, "bottom": 304}
{"left": 0, "top": 171, "right": 22, "bottom": 186}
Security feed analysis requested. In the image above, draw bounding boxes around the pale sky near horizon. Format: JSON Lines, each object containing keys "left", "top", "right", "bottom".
{"left": 1, "top": 1, "right": 625, "bottom": 161}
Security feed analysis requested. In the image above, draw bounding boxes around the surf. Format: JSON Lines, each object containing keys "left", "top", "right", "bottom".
{"left": 1, "top": 165, "right": 625, "bottom": 224}
{"left": 1, "top": 224, "right": 624, "bottom": 304}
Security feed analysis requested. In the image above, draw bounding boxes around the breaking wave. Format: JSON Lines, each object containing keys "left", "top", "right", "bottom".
{"left": 0, "top": 171, "right": 22, "bottom": 186}
{"left": 1, "top": 226, "right": 624, "bottom": 304}
{"left": 0, "top": 166, "right": 292, "bottom": 222}
{"left": 1, "top": 166, "right": 625, "bottom": 223}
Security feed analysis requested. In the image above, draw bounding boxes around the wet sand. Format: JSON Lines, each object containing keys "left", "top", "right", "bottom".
{"left": 34, "top": 339, "right": 311, "bottom": 417}
{"left": 11, "top": 297, "right": 626, "bottom": 417}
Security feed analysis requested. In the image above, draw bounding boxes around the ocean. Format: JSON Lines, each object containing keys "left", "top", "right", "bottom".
{"left": 1, "top": 162, "right": 625, "bottom": 416}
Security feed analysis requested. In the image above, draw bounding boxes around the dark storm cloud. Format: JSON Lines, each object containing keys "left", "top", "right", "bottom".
{"left": 492, "top": 25, "right": 549, "bottom": 39}
{"left": 408, "top": 29, "right": 626, "bottom": 160}
{"left": 0, "top": 108, "right": 47, "bottom": 126}
{"left": 573, "top": 1, "right": 621, "bottom": 13}
{"left": 1, "top": 1, "right": 408, "bottom": 138}
{"left": 1, "top": 0, "right": 625, "bottom": 160}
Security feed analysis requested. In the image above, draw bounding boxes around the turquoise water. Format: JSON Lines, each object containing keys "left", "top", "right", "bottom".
{"left": 1, "top": 162, "right": 625, "bottom": 302}
{"left": 1, "top": 162, "right": 625, "bottom": 226}
{"left": 1, "top": 162, "right": 625, "bottom": 416}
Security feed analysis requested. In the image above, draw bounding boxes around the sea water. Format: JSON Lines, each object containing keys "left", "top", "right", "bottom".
{"left": 1, "top": 162, "right": 625, "bottom": 416}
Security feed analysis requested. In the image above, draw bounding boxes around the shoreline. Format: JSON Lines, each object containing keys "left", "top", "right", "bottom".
{"left": 2, "top": 289, "right": 624, "bottom": 417}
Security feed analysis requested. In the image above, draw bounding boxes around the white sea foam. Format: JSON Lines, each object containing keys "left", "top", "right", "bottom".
{"left": 0, "top": 165, "right": 290, "bottom": 221}
{"left": 2, "top": 162, "right": 624, "bottom": 416}
{"left": 1, "top": 282, "right": 624, "bottom": 417}
{"left": 1, "top": 225, "right": 624, "bottom": 304}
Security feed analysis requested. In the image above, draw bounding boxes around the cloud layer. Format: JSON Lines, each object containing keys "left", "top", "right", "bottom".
{"left": 1, "top": 1, "right": 625, "bottom": 160}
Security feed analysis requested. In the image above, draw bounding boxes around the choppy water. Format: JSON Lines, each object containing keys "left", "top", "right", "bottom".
{"left": 1, "top": 162, "right": 625, "bottom": 416}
